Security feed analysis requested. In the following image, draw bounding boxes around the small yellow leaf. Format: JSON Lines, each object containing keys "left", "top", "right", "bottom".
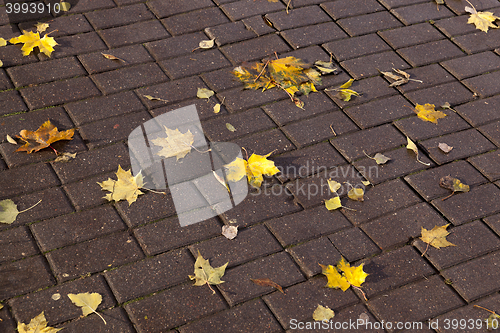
{"left": 319, "top": 263, "right": 350, "bottom": 291}
{"left": 226, "top": 123, "right": 236, "bottom": 132}
{"left": 327, "top": 179, "right": 341, "bottom": 193}
{"left": 68, "top": 292, "right": 106, "bottom": 324}
{"left": 414, "top": 103, "right": 447, "bottom": 124}
{"left": 97, "top": 165, "right": 144, "bottom": 205}
{"left": 6, "top": 134, "right": 17, "bottom": 144}
{"left": 466, "top": 5, "right": 500, "bottom": 32}
{"left": 213, "top": 103, "right": 221, "bottom": 113}
{"left": 337, "top": 257, "right": 369, "bottom": 288}
{"left": 197, "top": 88, "right": 214, "bottom": 100}
{"left": 362, "top": 180, "right": 371, "bottom": 186}
{"left": 17, "top": 312, "right": 62, "bottom": 333}
{"left": 364, "top": 150, "right": 390, "bottom": 164}
{"left": 224, "top": 152, "right": 280, "bottom": 188}
{"left": 420, "top": 224, "right": 456, "bottom": 249}
{"left": 53, "top": 152, "right": 77, "bottom": 163}
{"left": 348, "top": 187, "right": 364, "bottom": 201}
{"left": 199, "top": 38, "right": 215, "bottom": 49}
{"left": 35, "top": 22, "right": 49, "bottom": 33}
{"left": 314, "top": 61, "right": 337, "bottom": 74}
{"left": 406, "top": 137, "right": 430, "bottom": 166}
{"left": 339, "top": 78, "right": 354, "bottom": 89}
{"left": 313, "top": 305, "right": 335, "bottom": 322}
{"left": 325, "top": 197, "right": 342, "bottom": 210}
{"left": 142, "top": 94, "right": 168, "bottom": 102}
{"left": 0, "top": 38, "right": 6, "bottom": 47}
{"left": 60, "top": 1, "right": 71, "bottom": 11}
{"left": 336, "top": 88, "right": 360, "bottom": 101}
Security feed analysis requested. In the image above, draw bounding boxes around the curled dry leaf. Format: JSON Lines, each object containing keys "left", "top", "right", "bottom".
{"left": 197, "top": 88, "right": 214, "bottom": 100}
{"left": 35, "top": 22, "right": 49, "bottom": 33}
{"left": 199, "top": 38, "right": 215, "bottom": 49}
{"left": 101, "top": 53, "right": 125, "bottom": 62}
{"left": 6, "top": 134, "right": 17, "bottom": 144}
{"left": 414, "top": 103, "right": 447, "bottom": 124}
{"left": 439, "top": 175, "right": 469, "bottom": 200}
{"left": 250, "top": 278, "right": 284, "bottom": 293}
{"left": 314, "top": 60, "right": 337, "bottom": 74}
{"left": 438, "top": 142, "right": 453, "bottom": 153}
{"left": 329, "top": 79, "right": 360, "bottom": 101}
{"left": 222, "top": 225, "right": 238, "bottom": 239}
{"left": 16, "top": 120, "right": 74, "bottom": 154}
{"left": 420, "top": 224, "right": 455, "bottom": 249}
{"left": 142, "top": 94, "right": 168, "bottom": 103}
{"left": 53, "top": 152, "right": 76, "bottom": 163}
{"left": 213, "top": 170, "right": 230, "bottom": 192}
{"left": 406, "top": 137, "right": 430, "bottom": 166}
{"left": 313, "top": 305, "right": 335, "bottom": 322}
{"left": 68, "top": 292, "right": 106, "bottom": 324}
{"left": 152, "top": 127, "right": 194, "bottom": 161}
{"left": 348, "top": 187, "right": 364, "bottom": 202}
{"left": 17, "top": 312, "right": 62, "bottom": 333}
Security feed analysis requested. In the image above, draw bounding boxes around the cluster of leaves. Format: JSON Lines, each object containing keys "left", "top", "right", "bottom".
{"left": 224, "top": 152, "right": 280, "bottom": 188}
{"left": 0, "top": 22, "right": 58, "bottom": 59}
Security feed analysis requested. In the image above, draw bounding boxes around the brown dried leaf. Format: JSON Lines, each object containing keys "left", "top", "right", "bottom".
{"left": 101, "top": 53, "right": 125, "bottom": 62}
{"left": 16, "top": 120, "right": 74, "bottom": 154}
{"left": 438, "top": 142, "right": 453, "bottom": 153}
{"left": 250, "top": 278, "right": 284, "bottom": 293}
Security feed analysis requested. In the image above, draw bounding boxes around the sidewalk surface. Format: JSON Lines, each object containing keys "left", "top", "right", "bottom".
{"left": 1, "top": 0, "right": 500, "bottom": 332}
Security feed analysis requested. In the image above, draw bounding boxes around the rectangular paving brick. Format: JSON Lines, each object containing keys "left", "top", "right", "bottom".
{"left": 286, "top": 237, "right": 343, "bottom": 277}
{"left": 219, "top": 252, "right": 305, "bottom": 306}
{"left": 0, "top": 45, "right": 38, "bottom": 68}
{"left": 338, "top": 11, "right": 403, "bottom": 37}
{"left": 331, "top": 123, "right": 406, "bottom": 162}
{"left": 66, "top": 0, "right": 116, "bottom": 13}
{"left": 58, "top": 307, "right": 135, "bottom": 333}
{"left": 41, "top": 32, "right": 108, "bottom": 59}
{"left": 0, "top": 163, "right": 59, "bottom": 200}
{"left": 0, "top": 90, "right": 27, "bottom": 116}
{"left": 368, "top": 275, "right": 464, "bottom": 324}
{"left": 391, "top": 2, "right": 454, "bottom": 25}
{"left": 415, "top": 220, "right": 500, "bottom": 270}
{"left": 266, "top": 205, "right": 351, "bottom": 246}
{"left": 420, "top": 128, "right": 496, "bottom": 165}
{"left": 362, "top": 202, "right": 448, "bottom": 250}
{"left": 442, "top": 250, "right": 500, "bottom": 302}
{"left": 455, "top": 94, "right": 500, "bottom": 126}
{"left": 205, "top": 21, "right": 257, "bottom": 46}
{"left": 63, "top": 170, "right": 116, "bottom": 211}
{"left": 379, "top": 22, "right": 445, "bottom": 49}
{"left": 99, "top": 20, "right": 170, "bottom": 48}
{"left": 18, "top": 14, "right": 93, "bottom": 38}
{"left": 221, "top": 34, "right": 292, "bottom": 64}
{"left": 160, "top": 49, "right": 230, "bottom": 80}
{"left": 134, "top": 216, "right": 222, "bottom": 255}
{"left": 85, "top": 3, "right": 154, "bottom": 30}
{"left": 7, "top": 57, "right": 86, "bottom": 88}
{"left": 221, "top": 0, "right": 285, "bottom": 20}
{"left": 404, "top": 81, "right": 474, "bottom": 107}
{"left": 242, "top": 15, "right": 276, "bottom": 36}
{"left": 263, "top": 277, "right": 359, "bottom": 329}
{"left": 321, "top": 0, "right": 385, "bottom": 20}
{"left": 432, "top": 183, "right": 500, "bottom": 225}
{"left": 324, "top": 34, "right": 391, "bottom": 62}
{"left": 468, "top": 150, "right": 500, "bottom": 182}
{"left": 393, "top": 62, "right": 459, "bottom": 95}
{"left": 328, "top": 76, "right": 397, "bottom": 109}
{"left": 46, "top": 231, "right": 144, "bottom": 282}
{"left": 265, "top": 5, "right": 331, "bottom": 31}
{"left": 480, "top": 120, "right": 500, "bottom": 147}
{"left": 20, "top": 76, "right": 100, "bottom": 110}
{"left": 162, "top": 7, "right": 230, "bottom": 36}
{"left": 463, "top": 70, "right": 500, "bottom": 98}
{"left": 201, "top": 67, "right": 244, "bottom": 92}
{"left": 441, "top": 51, "right": 500, "bottom": 80}
{"left": 434, "top": 15, "right": 477, "bottom": 37}
{"left": 341, "top": 51, "right": 410, "bottom": 79}
{"left": 398, "top": 39, "right": 465, "bottom": 67}
{"left": 125, "top": 282, "right": 227, "bottom": 332}
{"left": 341, "top": 178, "right": 422, "bottom": 225}
{"left": 147, "top": 0, "right": 213, "bottom": 18}
{"left": 105, "top": 248, "right": 194, "bottom": 303}
{"left": 0, "top": 226, "right": 38, "bottom": 263}
{"left": 329, "top": 227, "right": 380, "bottom": 262}
{"left": 144, "top": 32, "right": 208, "bottom": 61}
{"left": 136, "top": 76, "right": 208, "bottom": 107}
{"left": 445, "top": 0, "right": 499, "bottom": 14}
{"left": 0, "top": 256, "right": 55, "bottom": 300}
{"left": 78, "top": 44, "right": 154, "bottom": 74}
{"left": 453, "top": 29, "right": 500, "bottom": 55}
{"left": 231, "top": 129, "right": 295, "bottom": 155}
{"left": 282, "top": 22, "right": 347, "bottom": 49}
{"left": 179, "top": 299, "right": 283, "bottom": 333}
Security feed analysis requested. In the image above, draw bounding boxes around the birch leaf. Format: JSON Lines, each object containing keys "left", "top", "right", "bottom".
{"left": 199, "top": 38, "right": 215, "bottom": 49}
{"left": 328, "top": 179, "right": 341, "bottom": 193}
{"left": 226, "top": 123, "right": 236, "bottom": 132}
{"left": 197, "top": 88, "right": 214, "bottom": 100}
{"left": 325, "top": 197, "right": 342, "bottom": 210}
{"left": 213, "top": 103, "right": 221, "bottom": 113}
{"left": 68, "top": 292, "right": 106, "bottom": 324}
{"left": 60, "top": 1, "right": 71, "bottom": 11}
{"left": 406, "top": 137, "right": 430, "bottom": 166}
{"left": 348, "top": 188, "right": 364, "bottom": 201}
{"left": 0, "top": 199, "right": 41, "bottom": 224}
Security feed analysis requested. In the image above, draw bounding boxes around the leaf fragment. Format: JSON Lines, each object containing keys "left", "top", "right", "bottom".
{"left": 197, "top": 88, "right": 214, "bottom": 100}
{"left": 15, "top": 120, "right": 74, "bottom": 154}
{"left": 213, "top": 170, "right": 230, "bottom": 192}
{"left": 17, "top": 312, "right": 62, "bottom": 333}
{"left": 35, "top": 22, "right": 49, "bottom": 33}
{"left": 222, "top": 225, "right": 238, "bottom": 240}
{"left": 327, "top": 179, "right": 341, "bottom": 193}
{"left": 406, "top": 137, "right": 430, "bottom": 166}
{"left": 250, "top": 278, "right": 284, "bottom": 293}
{"left": 151, "top": 126, "right": 194, "bottom": 161}
{"left": 53, "top": 152, "right": 77, "bottom": 163}
{"left": 329, "top": 79, "right": 360, "bottom": 101}
{"left": 213, "top": 103, "right": 221, "bottom": 113}
{"left": 224, "top": 152, "right": 280, "bottom": 188}
{"left": 59, "top": 1, "right": 71, "bottom": 11}
{"left": 68, "top": 292, "right": 106, "bottom": 324}
{"left": 466, "top": 3, "right": 500, "bottom": 32}
{"left": 313, "top": 305, "right": 335, "bottom": 322}
{"left": 314, "top": 60, "right": 337, "bottom": 74}
{"left": 420, "top": 224, "right": 456, "bottom": 249}
{"left": 325, "top": 197, "right": 342, "bottom": 210}
{"left": 142, "top": 94, "right": 168, "bottom": 102}
{"left": 0, "top": 38, "right": 7, "bottom": 47}
{"left": 101, "top": 53, "right": 125, "bottom": 62}
{"left": 438, "top": 142, "right": 453, "bottom": 153}
{"left": 97, "top": 165, "right": 144, "bottom": 205}
{"left": 414, "top": 103, "right": 447, "bottom": 124}
{"left": 189, "top": 250, "right": 228, "bottom": 294}
{"left": 6, "top": 134, "right": 17, "bottom": 144}
{"left": 348, "top": 187, "right": 364, "bottom": 202}
{"left": 226, "top": 123, "right": 236, "bottom": 132}
{"left": 487, "top": 313, "right": 500, "bottom": 330}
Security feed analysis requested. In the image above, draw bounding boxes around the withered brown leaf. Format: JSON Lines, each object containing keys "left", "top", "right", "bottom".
{"left": 250, "top": 278, "right": 284, "bottom": 293}
{"left": 16, "top": 120, "right": 74, "bottom": 154}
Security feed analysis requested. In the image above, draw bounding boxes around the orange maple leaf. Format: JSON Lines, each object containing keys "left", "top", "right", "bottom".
{"left": 15, "top": 120, "right": 74, "bottom": 154}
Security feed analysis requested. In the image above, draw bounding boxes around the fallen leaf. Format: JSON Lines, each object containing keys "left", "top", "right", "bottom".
{"left": 487, "top": 313, "right": 500, "bottom": 330}
{"left": 313, "top": 305, "right": 335, "bottom": 322}
{"left": 142, "top": 94, "right": 168, "bottom": 102}
{"left": 362, "top": 180, "right": 371, "bottom": 186}
{"left": 314, "top": 60, "right": 337, "bottom": 74}
{"left": 465, "top": 4, "right": 499, "bottom": 32}
{"left": 438, "top": 142, "right": 453, "bottom": 153}
{"left": 17, "top": 312, "right": 62, "bottom": 333}
{"left": 35, "top": 22, "right": 49, "bottom": 33}
{"left": 213, "top": 170, "right": 230, "bottom": 192}
{"left": 250, "top": 278, "right": 284, "bottom": 293}
{"left": 53, "top": 152, "right": 76, "bottom": 163}
{"left": 68, "top": 292, "right": 106, "bottom": 324}
{"left": 331, "top": 79, "right": 360, "bottom": 101}
{"left": 222, "top": 225, "right": 238, "bottom": 239}
{"left": 363, "top": 150, "right": 391, "bottom": 164}
{"left": 151, "top": 126, "right": 194, "bottom": 161}
{"left": 199, "top": 38, "right": 215, "bottom": 49}
{"left": 414, "top": 103, "right": 447, "bottom": 124}
{"left": 325, "top": 197, "right": 342, "bottom": 210}
{"left": 406, "top": 137, "right": 430, "bottom": 166}
{"left": 101, "top": 53, "right": 125, "bottom": 62}
{"left": 319, "top": 257, "right": 368, "bottom": 291}
{"left": 97, "top": 165, "right": 144, "bottom": 205}
{"left": 15, "top": 120, "right": 74, "bottom": 154}
{"left": 348, "top": 187, "right": 364, "bottom": 201}
{"left": 0, "top": 38, "right": 6, "bottom": 47}
{"left": 60, "top": 1, "right": 71, "bottom": 11}
{"left": 10, "top": 30, "right": 58, "bottom": 57}
{"left": 6, "top": 134, "right": 17, "bottom": 144}
{"left": 197, "top": 88, "right": 214, "bottom": 100}
{"left": 189, "top": 250, "right": 228, "bottom": 294}
{"left": 224, "top": 152, "right": 280, "bottom": 188}
{"left": 420, "top": 224, "right": 455, "bottom": 249}
{"left": 439, "top": 175, "right": 469, "bottom": 200}
{"left": 0, "top": 199, "right": 41, "bottom": 224}
{"left": 213, "top": 103, "right": 221, "bottom": 113}
{"left": 327, "top": 179, "right": 341, "bottom": 193}
{"left": 51, "top": 293, "right": 61, "bottom": 300}
{"left": 226, "top": 123, "right": 236, "bottom": 132}
{"left": 319, "top": 263, "right": 350, "bottom": 291}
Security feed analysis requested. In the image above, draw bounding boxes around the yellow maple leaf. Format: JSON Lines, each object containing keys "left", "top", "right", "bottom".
{"left": 268, "top": 56, "right": 308, "bottom": 86}
{"left": 10, "top": 30, "right": 58, "bottom": 57}
{"left": 414, "top": 103, "right": 447, "bottom": 124}
{"left": 189, "top": 250, "right": 228, "bottom": 294}
{"left": 97, "top": 165, "right": 144, "bottom": 205}
{"left": 151, "top": 126, "right": 194, "bottom": 161}
{"left": 319, "top": 263, "right": 350, "bottom": 291}
{"left": 17, "top": 312, "right": 62, "bottom": 333}
{"left": 337, "top": 257, "right": 368, "bottom": 288}
{"left": 466, "top": 4, "right": 499, "bottom": 32}
{"left": 224, "top": 152, "right": 280, "bottom": 188}
{"left": 420, "top": 224, "right": 456, "bottom": 249}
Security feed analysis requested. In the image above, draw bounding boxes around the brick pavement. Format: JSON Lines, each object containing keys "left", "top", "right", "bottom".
{"left": 0, "top": 0, "right": 500, "bottom": 332}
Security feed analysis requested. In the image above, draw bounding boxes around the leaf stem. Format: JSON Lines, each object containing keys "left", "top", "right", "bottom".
{"left": 18, "top": 199, "right": 42, "bottom": 214}
{"left": 286, "top": 0, "right": 291, "bottom": 13}
{"left": 141, "top": 187, "right": 166, "bottom": 195}
{"left": 362, "top": 150, "right": 375, "bottom": 160}
{"left": 79, "top": 299, "right": 107, "bottom": 325}
{"left": 254, "top": 60, "right": 270, "bottom": 82}
{"left": 352, "top": 285, "right": 367, "bottom": 301}
{"left": 329, "top": 123, "right": 336, "bottom": 136}
{"left": 474, "top": 305, "right": 497, "bottom": 315}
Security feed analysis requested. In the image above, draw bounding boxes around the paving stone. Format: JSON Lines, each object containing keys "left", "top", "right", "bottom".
{"left": 282, "top": 21, "right": 347, "bottom": 49}
{"left": 232, "top": 128, "right": 295, "bottom": 155}
{"left": 78, "top": 44, "right": 154, "bottom": 74}
{"left": 7, "top": 57, "right": 86, "bottom": 88}
{"left": 145, "top": 32, "right": 208, "bottom": 61}
{"left": 378, "top": 0, "right": 428, "bottom": 8}
{"left": 283, "top": 111, "right": 359, "bottom": 148}
{"left": 341, "top": 51, "right": 410, "bottom": 79}
{"left": 415, "top": 220, "right": 500, "bottom": 270}
{"left": 91, "top": 63, "right": 168, "bottom": 95}
{"left": 362, "top": 202, "right": 448, "bottom": 250}
{"left": 420, "top": 128, "right": 496, "bottom": 165}
{"left": 442, "top": 250, "right": 500, "bottom": 302}
{"left": 263, "top": 276, "right": 359, "bottom": 329}
{"left": 66, "top": 0, "right": 116, "bottom": 13}
{"left": 0, "top": 69, "right": 13, "bottom": 91}
{"left": 105, "top": 248, "right": 194, "bottom": 303}
{"left": 40, "top": 32, "right": 108, "bottom": 59}
{"left": 134, "top": 216, "right": 222, "bottom": 255}
{"left": 221, "top": 34, "right": 292, "bottom": 64}
{"left": 468, "top": 150, "right": 500, "bottom": 182}
{"left": 329, "top": 227, "right": 380, "bottom": 262}
{"left": 331, "top": 123, "right": 406, "bottom": 162}
{"left": 445, "top": 0, "right": 500, "bottom": 14}
{"left": 337, "top": 11, "right": 403, "bottom": 37}
{"left": 393, "top": 110, "right": 471, "bottom": 141}
{"left": 136, "top": 76, "right": 208, "bottom": 107}
{"left": 286, "top": 237, "right": 343, "bottom": 277}
{"left": 431, "top": 183, "right": 500, "bottom": 225}
{"left": 46, "top": 231, "right": 144, "bottom": 282}
{"left": 147, "top": 0, "right": 213, "bottom": 18}
{"left": 0, "top": 45, "right": 38, "bottom": 68}
{"left": 479, "top": 120, "right": 500, "bottom": 147}
{"left": 342, "top": 178, "right": 422, "bottom": 225}
{"left": 321, "top": 0, "right": 385, "bottom": 20}
{"left": 323, "top": 34, "right": 391, "bottom": 62}
{"left": 63, "top": 171, "right": 116, "bottom": 211}
{"left": 462, "top": 70, "right": 500, "bottom": 98}
{"left": 0, "top": 255, "right": 55, "bottom": 300}
{"left": 78, "top": 110, "right": 151, "bottom": 148}
{"left": 404, "top": 160, "right": 487, "bottom": 201}
{"left": 205, "top": 21, "right": 257, "bottom": 47}
{"left": 453, "top": 29, "right": 500, "bottom": 55}
{"left": 65, "top": 91, "right": 145, "bottom": 125}
{"left": 404, "top": 81, "right": 474, "bottom": 107}
{"left": 242, "top": 15, "right": 277, "bottom": 36}
{"left": 398, "top": 39, "right": 465, "bottom": 67}
{"left": 265, "top": 6, "right": 330, "bottom": 31}
{"left": 378, "top": 22, "right": 445, "bottom": 49}
{"left": 0, "top": 305, "right": 16, "bottom": 333}
{"left": 434, "top": 15, "right": 477, "bottom": 37}
{"left": 221, "top": 0, "right": 285, "bottom": 21}
{"left": 148, "top": 96, "right": 228, "bottom": 122}
{"left": 266, "top": 205, "right": 351, "bottom": 247}
{"left": 18, "top": 14, "right": 93, "bottom": 38}
{"left": 0, "top": 226, "right": 38, "bottom": 263}
{"left": 160, "top": 49, "right": 231, "bottom": 80}
{"left": 201, "top": 67, "right": 244, "bottom": 92}
{"left": 58, "top": 307, "right": 135, "bottom": 333}
{"left": 455, "top": 94, "right": 500, "bottom": 126}
{"left": 99, "top": 20, "right": 170, "bottom": 48}
{"left": 441, "top": 51, "right": 500, "bottom": 80}
{"left": 9, "top": 274, "right": 114, "bottom": 325}
{"left": 485, "top": 212, "right": 500, "bottom": 236}
{"left": 115, "top": 189, "right": 176, "bottom": 226}
{"left": 85, "top": 3, "right": 154, "bottom": 30}
{"left": 162, "top": 7, "right": 230, "bottom": 36}
{"left": 0, "top": 90, "right": 27, "bottom": 116}
{"left": 219, "top": 251, "right": 305, "bottom": 306}
{"left": 344, "top": 95, "right": 415, "bottom": 129}
{"left": 179, "top": 299, "right": 282, "bottom": 333}
{"left": 0, "top": 163, "right": 59, "bottom": 199}
{"left": 391, "top": 2, "right": 454, "bottom": 25}
{"left": 125, "top": 282, "right": 227, "bottom": 332}
{"left": 368, "top": 275, "right": 464, "bottom": 324}
{"left": 31, "top": 205, "right": 126, "bottom": 252}
{"left": 289, "top": 0, "right": 325, "bottom": 6}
